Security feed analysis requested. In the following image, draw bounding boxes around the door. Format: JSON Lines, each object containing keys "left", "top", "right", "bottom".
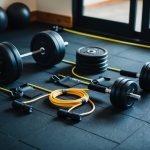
{"left": 73, "top": 0, "right": 148, "bottom": 41}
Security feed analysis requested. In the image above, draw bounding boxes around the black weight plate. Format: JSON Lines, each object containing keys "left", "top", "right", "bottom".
{"left": 76, "top": 52, "right": 108, "bottom": 64}
{"left": 117, "top": 79, "right": 136, "bottom": 109}
{"left": 51, "top": 31, "right": 65, "bottom": 62}
{"left": 146, "top": 64, "right": 150, "bottom": 90}
{"left": 43, "top": 31, "right": 62, "bottom": 64}
{"left": 0, "top": 43, "right": 19, "bottom": 84}
{"left": 76, "top": 59, "right": 108, "bottom": 68}
{"left": 140, "top": 63, "right": 150, "bottom": 91}
{"left": 31, "top": 31, "right": 60, "bottom": 67}
{"left": 77, "top": 46, "right": 108, "bottom": 60}
{"left": 76, "top": 64, "right": 108, "bottom": 74}
{"left": 110, "top": 77, "right": 125, "bottom": 108}
{"left": 76, "top": 63, "right": 108, "bottom": 71}
{"left": 139, "top": 62, "right": 150, "bottom": 90}
{"left": 2, "top": 42, "right": 23, "bottom": 78}
{"left": 44, "top": 30, "right": 65, "bottom": 64}
{"left": 39, "top": 30, "right": 62, "bottom": 64}
{"left": 76, "top": 53, "right": 108, "bottom": 63}
{"left": 142, "top": 63, "right": 150, "bottom": 90}
{"left": 120, "top": 80, "right": 138, "bottom": 109}
{"left": 139, "top": 62, "right": 147, "bottom": 89}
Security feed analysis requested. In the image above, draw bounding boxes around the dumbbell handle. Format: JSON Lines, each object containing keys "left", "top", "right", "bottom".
{"left": 20, "top": 41, "right": 68, "bottom": 58}
{"left": 88, "top": 84, "right": 141, "bottom": 101}
{"left": 120, "top": 70, "right": 140, "bottom": 78}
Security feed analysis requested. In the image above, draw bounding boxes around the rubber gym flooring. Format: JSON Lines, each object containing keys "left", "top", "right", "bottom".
{"left": 0, "top": 23, "right": 150, "bottom": 150}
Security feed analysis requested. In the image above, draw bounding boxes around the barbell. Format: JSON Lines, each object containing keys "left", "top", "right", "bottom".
{"left": 0, "top": 30, "right": 68, "bottom": 84}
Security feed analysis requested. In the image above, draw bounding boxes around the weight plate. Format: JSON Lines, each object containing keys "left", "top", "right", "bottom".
{"left": 142, "top": 63, "right": 150, "bottom": 90}
{"left": 76, "top": 59, "right": 108, "bottom": 68}
{"left": 44, "top": 30, "right": 65, "bottom": 64}
{"left": 110, "top": 77, "right": 125, "bottom": 108}
{"left": 31, "top": 31, "right": 60, "bottom": 67}
{"left": 118, "top": 79, "right": 136, "bottom": 109}
{"left": 0, "top": 43, "right": 19, "bottom": 84}
{"left": 51, "top": 30, "right": 65, "bottom": 62}
{"left": 77, "top": 46, "right": 108, "bottom": 60}
{"left": 76, "top": 63, "right": 108, "bottom": 71}
{"left": 2, "top": 42, "right": 23, "bottom": 78}
{"left": 139, "top": 62, "right": 150, "bottom": 90}
{"left": 146, "top": 64, "right": 150, "bottom": 90}
{"left": 76, "top": 64, "right": 108, "bottom": 74}
{"left": 76, "top": 55, "right": 108, "bottom": 64}
{"left": 40, "top": 30, "right": 62, "bottom": 64}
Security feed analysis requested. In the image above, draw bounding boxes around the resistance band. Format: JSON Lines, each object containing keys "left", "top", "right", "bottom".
{"left": 64, "top": 28, "right": 150, "bottom": 49}
{"left": 0, "top": 83, "right": 95, "bottom": 117}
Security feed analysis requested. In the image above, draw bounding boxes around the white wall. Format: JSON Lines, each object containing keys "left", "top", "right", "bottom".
{"left": 0, "top": 0, "right": 37, "bottom": 11}
{"left": 84, "top": 0, "right": 108, "bottom": 5}
{"left": 36, "top": 0, "right": 72, "bottom": 16}
{"left": 0, "top": 0, "right": 72, "bottom": 16}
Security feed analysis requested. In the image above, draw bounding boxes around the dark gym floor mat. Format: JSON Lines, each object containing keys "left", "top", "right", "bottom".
{"left": 108, "top": 55, "right": 144, "bottom": 73}
{"left": 1, "top": 22, "right": 150, "bottom": 149}
{"left": 117, "top": 46, "right": 150, "bottom": 63}
{"left": 74, "top": 106, "right": 144, "bottom": 143}
{"left": 7, "top": 141, "right": 37, "bottom": 150}
{"left": 0, "top": 94, "right": 12, "bottom": 106}
{"left": 21, "top": 121, "right": 117, "bottom": 150}
{"left": 0, "top": 103, "right": 54, "bottom": 139}
{"left": 59, "top": 31, "right": 105, "bottom": 45}
{"left": 0, "top": 132, "right": 18, "bottom": 150}
{"left": 115, "top": 123, "right": 150, "bottom": 150}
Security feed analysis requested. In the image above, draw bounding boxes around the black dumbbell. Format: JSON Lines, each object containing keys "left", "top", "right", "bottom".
{"left": 88, "top": 77, "right": 141, "bottom": 109}
{"left": 0, "top": 30, "right": 68, "bottom": 85}
{"left": 119, "top": 62, "right": 150, "bottom": 91}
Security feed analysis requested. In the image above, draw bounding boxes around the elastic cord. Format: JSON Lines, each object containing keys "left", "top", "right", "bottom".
{"left": 72, "top": 66, "right": 93, "bottom": 82}
{"left": 49, "top": 88, "right": 95, "bottom": 116}
{"left": 22, "top": 83, "right": 95, "bottom": 116}
{"left": 0, "top": 87, "right": 13, "bottom": 95}
{"left": 64, "top": 28, "right": 150, "bottom": 49}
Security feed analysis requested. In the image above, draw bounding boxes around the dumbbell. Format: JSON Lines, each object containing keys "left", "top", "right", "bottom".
{"left": 88, "top": 77, "right": 141, "bottom": 109}
{"left": 117, "top": 62, "right": 150, "bottom": 91}
{"left": 0, "top": 30, "right": 68, "bottom": 85}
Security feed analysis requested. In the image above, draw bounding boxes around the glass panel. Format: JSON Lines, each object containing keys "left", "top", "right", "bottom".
{"left": 135, "top": 0, "right": 143, "bottom": 32}
{"left": 83, "top": 0, "right": 130, "bottom": 23}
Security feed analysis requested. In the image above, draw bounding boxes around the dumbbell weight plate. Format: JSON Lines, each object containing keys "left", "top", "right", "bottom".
{"left": 117, "top": 79, "right": 137, "bottom": 109}
{"left": 0, "top": 43, "right": 21, "bottom": 84}
{"left": 110, "top": 77, "right": 125, "bottom": 108}
{"left": 2, "top": 42, "right": 23, "bottom": 78}
{"left": 139, "top": 62, "right": 150, "bottom": 91}
{"left": 31, "top": 31, "right": 61, "bottom": 67}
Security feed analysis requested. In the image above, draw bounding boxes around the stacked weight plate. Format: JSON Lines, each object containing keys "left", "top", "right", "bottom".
{"left": 76, "top": 46, "right": 108, "bottom": 74}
